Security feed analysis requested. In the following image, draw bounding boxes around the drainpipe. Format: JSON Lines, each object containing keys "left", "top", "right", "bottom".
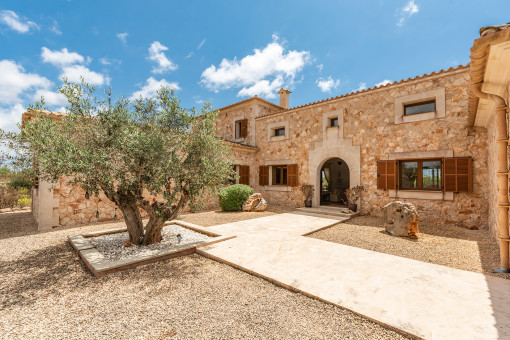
{"left": 471, "top": 82, "right": 510, "bottom": 273}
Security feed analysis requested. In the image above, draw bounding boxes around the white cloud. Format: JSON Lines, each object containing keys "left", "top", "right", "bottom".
{"left": 316, "top": 77, "right": 340, "bottom": 93}
{"left": 41, "top": 47, "right": 85, "bottom": 67}
{"left": 129, "top": 77, "right": 180, "bottom": 100}
{"left": 33, "top": 89, "right": 67, "bottom": 106}
{"left": 185, "top": 52, "right": 194, "bottom": 59}
{"left": 375, "top": 79, "right": 392, "bottom": 87}
{"left": 238, "top": 77, "right": 284, "bottom": 99}
{"left": 356, "top": 82, "right": 367, "bottom": 92}
{"left": 148, "top": 41, "right": 178, "bottom": 74}
{"left": 0, "top": 60, "right": 51, "bottom": 105}
{"left": 0, "top": 104, "right": 25, "bottom": 132}
{"left": 0, "top": 10, "right": 38, "bottom": 33}
{"left": 50, "top": 20, "right": 62, "bottom": 35}
{"left": 60, "top": 65, "right": 109, "bottom": 86}
{"left": 201, "top": 35, "right": 310, "bottom": 98}
{"left": 197, "top": 38, "right": 206, "bottom": 50}
{"left": 317, "top": 64, "right": 324, "bottom": 72}
{"left": 99, "top": 57, "right": 121, "bottom": 66}
{"left": 116, "top": 32, "right": 128, "bottom": 45}
{"left": 397, "top": 0, "right": 419, "bottom": 26}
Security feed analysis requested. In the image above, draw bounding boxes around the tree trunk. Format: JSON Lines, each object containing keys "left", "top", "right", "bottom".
{"left": 142, "top": 213, "right": 165, "bottom": 245}
{"left": 119, "top": 204, "right": 144, "bottom": 244}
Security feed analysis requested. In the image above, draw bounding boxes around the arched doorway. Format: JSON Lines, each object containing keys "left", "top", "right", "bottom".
{"left": 320, "top": 158, "right": 350, "bottom": 206}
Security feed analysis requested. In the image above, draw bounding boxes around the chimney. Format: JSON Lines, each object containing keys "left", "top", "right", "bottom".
{"left": 278, "top": 88, "right": 291, "bottom": 109}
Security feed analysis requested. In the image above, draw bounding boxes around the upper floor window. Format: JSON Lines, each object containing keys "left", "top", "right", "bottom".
{"left": 404, "top": 100, "right": 436, "bottom": 116}
{"left": 330, "top": 117, "right": 339, "bottom": 127}
{"left": 274, "top": 127, "right": 285, "bottom": 137}
{"left": 235, "top": 119, "right": 248, "bottom": 139}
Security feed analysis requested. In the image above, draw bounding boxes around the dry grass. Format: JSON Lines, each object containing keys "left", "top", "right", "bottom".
{"left": 0, "top": 211, "right": 410, "bottom": 339}
{"left": 309, "top": 215, "right": 510, "bottom": 280}
{"left": 178, "top": 205, "right": 295, "bottom": 227}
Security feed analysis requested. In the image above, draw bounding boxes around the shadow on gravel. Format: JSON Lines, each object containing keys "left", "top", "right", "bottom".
{"left": 0, "top": 239, "right": 202, "bottom": 309}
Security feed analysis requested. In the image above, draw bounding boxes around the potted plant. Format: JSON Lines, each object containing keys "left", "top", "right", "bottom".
{"left": 343, "top": 185, "right": 365, "bottom": 212}
{"left": 301, "top": 184, "right": 314, "bottom": 207}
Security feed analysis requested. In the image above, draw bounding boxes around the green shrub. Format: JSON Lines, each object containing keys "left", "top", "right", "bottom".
{"left": 0, "top": 185, "right": 19, "bottom": 209}
{"left": 17, "top": 188, "right": 32, "bottom": 208}
{"left": 7, "top": 170, "right": 33, "bottom": 189}
{"left": 0, "top": 167, "right": 11, "bottom": 175}
{"left": 219, "top": 184, "right": 253, "bottom": 212}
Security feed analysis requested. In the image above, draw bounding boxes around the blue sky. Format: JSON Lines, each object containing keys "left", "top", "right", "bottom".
{"left": 1, "top": 0, "right": 509, "bottom": 131}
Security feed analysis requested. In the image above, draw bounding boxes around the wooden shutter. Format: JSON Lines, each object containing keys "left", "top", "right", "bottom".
{"left": 259, "top": 166, "right": 269, "bottom": 186}
{"left": 287, "top": 164, "right": 298, "bottom": 187}
{"left": 444, "top": 157, "right": 472, "bottom": 192}
{"left": 376, "top": 160, "right": 398, "bottom": 190}
{"left": 240, "top": 119, "right": 248, "bottom": 137}
{"left": 239, "top": 165, "right": 250, "bottom": 185}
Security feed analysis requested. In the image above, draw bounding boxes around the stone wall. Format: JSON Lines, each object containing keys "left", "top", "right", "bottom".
{"left": 221, "top": 68, "right": 490, "bottom": 229}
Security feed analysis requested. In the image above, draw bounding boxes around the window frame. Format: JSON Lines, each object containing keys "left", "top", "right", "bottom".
{"left": 330, "top": 117, "right": 339, "bottom": 127}
{"left": 274, "top": 127, "right": 285, "bottom": 137}
{"left": 403, "top": 100, "right": 436, "bottom": 116}
{"left": 398, "top": 158, "right": 443, "bottom": 191}
{"left": 271, "top": 165, "right": 288, "bottom": 186}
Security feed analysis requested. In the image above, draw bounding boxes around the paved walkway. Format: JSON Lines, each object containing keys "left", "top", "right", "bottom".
{"left": 197, "top": 213, "right": 510, "bottom": 339}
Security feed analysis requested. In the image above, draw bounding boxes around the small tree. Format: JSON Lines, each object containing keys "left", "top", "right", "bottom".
{"left": 3, "top": 80, "right": 234, "bottom": 245}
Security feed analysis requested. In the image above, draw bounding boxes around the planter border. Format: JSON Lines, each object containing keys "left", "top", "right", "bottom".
{"left": 69, "top": 220, "right": 234, "bottom": 278}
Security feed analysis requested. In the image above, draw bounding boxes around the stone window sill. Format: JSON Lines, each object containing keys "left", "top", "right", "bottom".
{"left": 269, "top": 135, "right": 286, "bottom": 142}
{"left": 401, "top": 111, "right": 436, "bottom": 123}
{"left": 326, "top": 126, "right": 339, "bottom": 130}
{"left": 264, "top": 186, "right": 292, "bottom": 192}
{"left": 388, "top": 190, "right": 453, "bottom": 201}
{"left": 233, "top": 137, "right": 245, "bottom": 143}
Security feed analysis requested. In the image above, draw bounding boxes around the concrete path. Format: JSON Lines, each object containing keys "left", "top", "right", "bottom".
{"left": 197, "top": 213, "right": 510, "bottom": 340}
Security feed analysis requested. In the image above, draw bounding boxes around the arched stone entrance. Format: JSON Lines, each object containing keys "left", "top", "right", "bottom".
{"left": 320, "top": 158, "right": 350, "bottom": 206}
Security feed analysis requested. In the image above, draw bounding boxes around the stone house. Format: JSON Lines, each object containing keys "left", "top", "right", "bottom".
{"left": 27, "top": 24, "right": 510, "bottom": 271}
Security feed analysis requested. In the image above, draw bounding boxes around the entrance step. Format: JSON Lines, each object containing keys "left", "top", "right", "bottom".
{"left": 295, "top": 206, "right": 360, "bottom": 219}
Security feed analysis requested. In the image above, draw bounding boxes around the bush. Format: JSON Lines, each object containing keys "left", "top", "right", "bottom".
{"left": 0, "top": 185, "right": 19, "bottom": 209}
{"left": 219, "top": 184, "right": 253, "bottom": 212}
{"left": 17, "top": 188, "right": 32, "bottom": 208}
{"left": 7, "top": 170, "right": 33, "bottom": 189}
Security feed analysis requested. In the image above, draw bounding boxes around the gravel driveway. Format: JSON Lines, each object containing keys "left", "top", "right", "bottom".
{"left": 0, "top": 211, "right": 410, "bottom": 339}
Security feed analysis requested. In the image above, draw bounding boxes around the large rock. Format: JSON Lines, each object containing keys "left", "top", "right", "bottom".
{"left": 242, "top": 193, "right": 268, "bottom": 212}
{"left": 382, "top": 201, "right": 419, "bottom": 237}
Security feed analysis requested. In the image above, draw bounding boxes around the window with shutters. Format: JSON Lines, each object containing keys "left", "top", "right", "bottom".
{"left": 259, "top": 164, "right": 298, "bottom": 187}
{"left": 272, "top": 165, "right": 288, "bottom": 185}
{"left": 377, "top": 157, "right": 472, "bottom": 193}
{"left": 235, "top": 119, "right": 248, "bottom": 139}
{"left": 232, "top": 165, "right": 250, "bottom": 185}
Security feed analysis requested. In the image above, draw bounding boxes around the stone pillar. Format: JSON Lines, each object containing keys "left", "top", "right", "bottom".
{"left": 33, "top": 179, "right": 60, "bottom": 230}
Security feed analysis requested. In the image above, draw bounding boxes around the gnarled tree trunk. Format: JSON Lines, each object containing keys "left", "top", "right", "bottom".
{"left": 118, "top": 204, "right": 144, "bottom": 244}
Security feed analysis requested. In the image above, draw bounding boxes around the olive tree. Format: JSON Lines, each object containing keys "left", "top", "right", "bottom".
{"left": 9, "top": 80, "right": 234, "bottom": 245}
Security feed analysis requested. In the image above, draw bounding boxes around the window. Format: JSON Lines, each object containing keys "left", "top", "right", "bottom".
{"left": 231, "top": 165, "right": 250, "bottom": 185}
{"left": 330, "top": 117, "right": 339, "bottom": 127}
{"left": 404, "top": 100, "right": 436, "bottom": 116}
{"left": 377, "top": 157, "right": 472, "bottom": 192}
{"left": 274, "top": 127, "right": 285, "bottom": 136}
{"left": 235, "top": 119, "right": 247, "bottom": 139}
{"left": 400, "top": 159, "right": 441, "bottom": 190}
{"left": 272, "top": 166, "right": 288, "bottom": 185}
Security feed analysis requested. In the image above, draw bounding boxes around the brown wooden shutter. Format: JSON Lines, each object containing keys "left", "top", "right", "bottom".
{"left": 444, "top": 157, "right": 472, "bottom": 192}
{"left": 287, "top": 164, "right": 298, "bottom": 187}
{"left": 239, "top": 165, "right": 250, "bottom": 185}
{"left": 240, "top": 119, "right": 248, "bottom": 137}
{"left": 259, "top": 166, "right": 269, "bottom": 186}
{"left": 376, "top": 160, "right": 398, "bottom": 190}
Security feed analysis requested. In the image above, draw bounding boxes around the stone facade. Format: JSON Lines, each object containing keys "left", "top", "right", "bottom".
{"left": 218, "top": 67, "right": 489, "bottom": 229}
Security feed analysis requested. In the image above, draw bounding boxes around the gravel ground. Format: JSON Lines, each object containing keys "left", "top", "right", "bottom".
{"left": 89, "top": 224, "right": 211, "bottom": 261}
{"left": 178, "top": 205, "right": 295, "bottom": 227}
{"left": 309, "top": 216, "right": 510, "bottom": 280}
{"left": 0, "top": 211, "right": 410, "bottom": 339}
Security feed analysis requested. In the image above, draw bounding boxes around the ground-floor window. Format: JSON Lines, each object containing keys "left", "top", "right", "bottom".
{"left": 272, "top": 165, "right": 288, "bottom": 185}
{"left": 232, "top": 165, "right": 250, "bottom": 185}
{"left": 377, "top": 157, "right": 472, "bottom": 192}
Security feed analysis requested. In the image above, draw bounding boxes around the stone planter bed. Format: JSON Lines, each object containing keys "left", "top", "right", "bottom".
{"left": 69, "top": 220, "right": 233, "bottom": 277}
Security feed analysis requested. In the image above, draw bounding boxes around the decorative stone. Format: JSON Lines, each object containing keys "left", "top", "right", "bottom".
{"left": 242, "top": 193, "right": 268, "bottom": 212}
{"left": 124, "top": 240, "right": 133, "bottom": 247}
{"left": 382, "top": 201, "right": 419, "bottom": 237}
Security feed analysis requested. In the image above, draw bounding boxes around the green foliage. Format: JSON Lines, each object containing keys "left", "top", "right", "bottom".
{"left": 219, "top": 184, "right": 254, "bottom": 212}
{"left": 7, "top": 170, "right": 33, "bottom": 189}
{"left": 0, "top": 167, "right": 10, "bottom": 175}
{"left": 17, "top": 188, "right": 31, "bottom": 208}
{"left": 1, "top": 78, "right": 235, "bottom": 244}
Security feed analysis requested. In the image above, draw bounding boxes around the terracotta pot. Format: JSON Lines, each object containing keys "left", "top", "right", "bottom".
{"left": 304, "top": 200, "right": 313, "bottom": 207}
{"left": 347, "top": 203, "right": 357, "bottom": 212}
